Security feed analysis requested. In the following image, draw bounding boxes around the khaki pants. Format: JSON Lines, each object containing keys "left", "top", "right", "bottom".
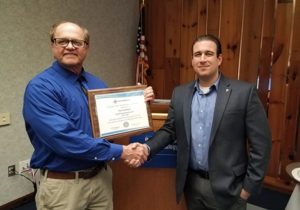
{"left": 36, "top": 166, "right": 113, "bottom": 210}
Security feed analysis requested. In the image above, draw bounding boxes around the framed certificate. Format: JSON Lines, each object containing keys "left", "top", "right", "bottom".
{"left": 87, "top": 85, "right": 153, "bottom": 139}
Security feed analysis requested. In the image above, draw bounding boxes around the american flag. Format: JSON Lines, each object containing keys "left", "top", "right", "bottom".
{"left": 135, "top": 1, "right": 149, "bottom": 85}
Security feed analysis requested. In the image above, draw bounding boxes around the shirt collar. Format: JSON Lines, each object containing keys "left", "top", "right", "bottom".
{"left": 193, "top": 72, "right": 221, "bottom": 93}
{"left": 51, "top": 61, "right": 87, "bottom": 83}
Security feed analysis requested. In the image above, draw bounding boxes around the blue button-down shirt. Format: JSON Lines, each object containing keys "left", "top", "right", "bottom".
{"left": 23, "top": 61, "right": 123, "bottom": 172}
{"left": 189, "top": 76, "right": 220, "bottom": 171}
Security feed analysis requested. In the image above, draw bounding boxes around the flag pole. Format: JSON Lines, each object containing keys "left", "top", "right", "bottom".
{"left": 136, "top": 56, "right": 140, "bottom": 84}
{"left": 141, "top": 0, "right": 144, "bottom": 84}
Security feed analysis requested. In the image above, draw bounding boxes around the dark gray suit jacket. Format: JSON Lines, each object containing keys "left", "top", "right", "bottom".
{"left": 146, "top": 74, "right": 272, "bottom": 209}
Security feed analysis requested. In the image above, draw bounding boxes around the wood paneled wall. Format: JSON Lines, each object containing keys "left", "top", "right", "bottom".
{"left": 144, "top": 0, "right": 300, "bottom": 193}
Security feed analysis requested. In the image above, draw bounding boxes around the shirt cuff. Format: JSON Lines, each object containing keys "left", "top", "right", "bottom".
{"left": 145, "top": 144, "right": 151, "bottom": 153}
{"left": 109, "top": 143, "right": 123, "bottom": 161}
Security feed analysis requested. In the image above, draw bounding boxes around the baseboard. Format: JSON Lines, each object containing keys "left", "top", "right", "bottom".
{"left": 264, "top": 175, "right": 295, "bottom": 194}
{"left": 0, "top": 193, "right": 35, "bottom": 210}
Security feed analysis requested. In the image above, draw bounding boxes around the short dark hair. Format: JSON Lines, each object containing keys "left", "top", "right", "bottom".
{"left": 192, "top": 34, "right": 222, "bottom": 57}
{"left": 50, "top": 21, "right": 90, "bottom": 45}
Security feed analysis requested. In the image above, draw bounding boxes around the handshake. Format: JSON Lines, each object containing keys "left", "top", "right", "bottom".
{"left": 120, "top": 143, "right": 149, "bottom": 168}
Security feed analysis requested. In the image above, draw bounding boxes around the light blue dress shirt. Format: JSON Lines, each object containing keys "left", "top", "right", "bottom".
{"left": 189, "top": 76, "right": 220, "bottom": 171}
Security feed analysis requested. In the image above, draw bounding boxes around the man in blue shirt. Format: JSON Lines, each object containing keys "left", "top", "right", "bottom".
{"left": 133, "top": 35, "right": 272, "bottom": 210}
{"left": 23, "top": 21, "right": 153, "bottom": 210}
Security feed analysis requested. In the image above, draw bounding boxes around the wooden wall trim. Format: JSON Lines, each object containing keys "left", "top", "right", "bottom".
{"left": 264, "top": 176, "right": 294, "bottom": 194}
{"left": 0, "top": 192, "right": 35, "bottom": 209}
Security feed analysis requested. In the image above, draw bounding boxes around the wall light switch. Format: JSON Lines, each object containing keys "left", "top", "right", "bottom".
{"left": 0, "top": 112, "right": 10, "bottom": 126}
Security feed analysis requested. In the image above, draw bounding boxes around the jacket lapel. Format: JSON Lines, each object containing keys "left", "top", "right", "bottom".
{"left": 183, "top": 82, "right": 195, "bottom": 146}
{"left": 210, "top": 75, "right": 231, "bottom": 145}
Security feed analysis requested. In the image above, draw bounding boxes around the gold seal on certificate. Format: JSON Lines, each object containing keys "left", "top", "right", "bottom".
{"left": 87, "top": 85, "right": 153, "bottom": 139}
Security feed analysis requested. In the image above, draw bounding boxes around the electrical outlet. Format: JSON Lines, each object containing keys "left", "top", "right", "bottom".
{"left": 19, "top": 159, "right": 30, "bottom": 173}
{"left": 0, "top": 112, "right": 10, "bottom": 126}
{"left": 8, "top": 165, "right": 16, "bottom": 176}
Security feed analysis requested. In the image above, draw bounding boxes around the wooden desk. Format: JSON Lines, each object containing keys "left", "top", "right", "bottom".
{"left": 110, "top": 149, "right": 186, "bottom": 210}
{"left": 110, "top": 108, "right": 186, "bottom": 210}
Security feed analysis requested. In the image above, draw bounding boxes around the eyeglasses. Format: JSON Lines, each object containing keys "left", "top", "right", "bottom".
{"left": 53, "top": 38, "right": 88, "bottom": 48}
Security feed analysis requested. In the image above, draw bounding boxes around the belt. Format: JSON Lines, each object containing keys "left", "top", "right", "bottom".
{"left": 42, "top": 163, "right": 106, "bottom": 179}
{"left": 190, "top": 168, "right": 210, "bottom": 179}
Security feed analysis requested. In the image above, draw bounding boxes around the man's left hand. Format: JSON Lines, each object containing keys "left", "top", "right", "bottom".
{"left": 240, "top": 188, "right": 250, "bottom": 200}
{"left": 142, "top": 85, "right": 155, "bottom": 103}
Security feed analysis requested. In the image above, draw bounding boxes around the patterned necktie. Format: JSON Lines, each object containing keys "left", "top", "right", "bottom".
{"left": 78, "top": 76, "right": 88, "bottom": 97}
{"left": 77, "top": 76, "right": 89, "bottom": 104}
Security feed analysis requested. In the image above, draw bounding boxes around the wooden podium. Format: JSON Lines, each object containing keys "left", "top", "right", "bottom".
{"left": 110, "top": 103, "right": 186, "bottom": 210}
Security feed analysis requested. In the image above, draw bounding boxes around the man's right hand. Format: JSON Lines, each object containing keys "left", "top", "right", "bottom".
{"left": 121, "top": 143, "right": 149, "bottom": 167}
